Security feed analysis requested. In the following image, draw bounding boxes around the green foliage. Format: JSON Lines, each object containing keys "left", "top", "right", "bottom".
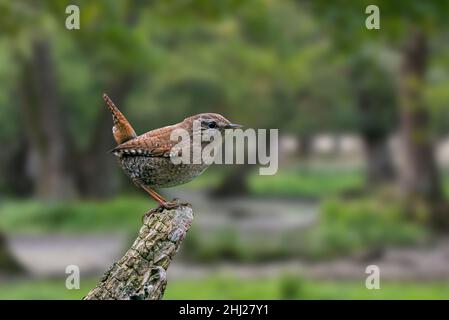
{"left": 279, "top": 274, "right": 304, "bottom": 299}
{"left": 303, "top": 196, "right": 429, "bottom": 259}
{"left": 308, "top": 0, "right": 449, "bottom": 48}
{"left": 349, "top": 49, "right": 398, "bottom": 138}
{"left": 0, "top": 43, "right": 18, "bottom": 140}
{"left": 1, "top": 0, "right": 449, "bottom": 169}
{"left": 43, "top": 0, "right": 361, "bottom": 139}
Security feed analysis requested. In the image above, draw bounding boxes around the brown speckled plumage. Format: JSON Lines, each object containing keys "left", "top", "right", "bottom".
{"left": 118, "top": 155, "right": 209, "bottom": 188}
{"left": 103, "top": 93, "right": 240, "bottom": 210}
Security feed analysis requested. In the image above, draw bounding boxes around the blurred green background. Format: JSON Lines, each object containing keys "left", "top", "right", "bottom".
{"left": 1, "top": 0, "right": 449, "bottom": 299}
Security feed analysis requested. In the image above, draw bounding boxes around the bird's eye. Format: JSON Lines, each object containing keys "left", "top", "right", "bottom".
{"left": 208, "top": 121, "right": 217, "bottom": 129}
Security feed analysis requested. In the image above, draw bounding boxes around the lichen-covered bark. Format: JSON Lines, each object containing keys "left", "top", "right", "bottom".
{"left": 84, "top": 205, "right": 193, "bottom": 300}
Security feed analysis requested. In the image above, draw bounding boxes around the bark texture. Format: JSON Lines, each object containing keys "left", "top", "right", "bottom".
{"left": 84, "top": 204, "right": 193, "bottom": 300}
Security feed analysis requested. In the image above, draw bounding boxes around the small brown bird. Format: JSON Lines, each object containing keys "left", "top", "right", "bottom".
{"left": 103, "top": 93, "right": 241, "bottom": 211}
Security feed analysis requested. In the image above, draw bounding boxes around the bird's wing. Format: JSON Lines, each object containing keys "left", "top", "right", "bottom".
{"left": 111, "top": 125, "right": 180, "bottom": 158}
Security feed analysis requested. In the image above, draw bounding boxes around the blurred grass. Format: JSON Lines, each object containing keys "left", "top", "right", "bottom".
{"left": 183, "top": 225, "right": 307, "bottom": 262}
{"left": 1, "top": 276, "right": 449, "bottom": 299}
{"left": 183, "top": 164, "right": 365, "bottom": 198}
{"left": 0, "top": 165, "right": 446, "bottom": 237}
{"left": 0, "top": 165, "right": 364, "bottom": 233}
{"left": 301, "top": 195, "right": 430, "bottom": 259}
{"left": 249, "top": 165, "right": 364, "bottom": 198}
{"left": 0, "top": 196, "right": 150, "bottom": 234}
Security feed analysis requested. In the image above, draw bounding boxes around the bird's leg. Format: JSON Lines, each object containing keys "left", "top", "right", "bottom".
{"left": 138, "top": 184, "right": 189, "bottom": 219}
{"left": 131, "top": 178, "right": 165, "bottom": 204}
{"left": 170, "top": 198, "right": 191, "bottom": 207}
{"left": 140, "top": 185, "right": 168, "bottom": 214}
{"left": 131, "top": 180, "right": 166, "bottom": 220}
{"left": 133, "top": 180, "right": 189, "bottom": 220}
{"left": 141, "top": 185, "right": 167, "bottom": 205}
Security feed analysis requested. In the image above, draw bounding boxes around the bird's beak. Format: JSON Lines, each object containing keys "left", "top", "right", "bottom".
{"left": 225, "top": 123, "right": 243, "bottom": 129}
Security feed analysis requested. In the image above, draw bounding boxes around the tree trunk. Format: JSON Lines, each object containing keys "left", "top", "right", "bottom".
{"left": 298, "top": 135, "right": 313, "bottom": 159}
{"left": 398, "top": 30, "right": 442, "bottom": 202}
{"left": 364, "top": 137, "right": 395, "bottom": 186}
{"left": 397, "top": 30, "right": 446, "bottom": 227}
{"left": 212, "top": 135, "right": 263, "bottom": 198}
{"left": 0, "top": 136, "right": 33, "bottom": 196}
{"left": 84, "top": 204, "right": 193, "bottom": 300}
{"left": 17, "top": 39, "right": 77, "bottom": 200}
{"left": 350, "top": 54, "right": 396, "bottom": 187}
{"left": 0, "top": 233, "right": 24, "bottom": 274}
{"left": 211, "top": 165, "right": 252, "bottom": 197}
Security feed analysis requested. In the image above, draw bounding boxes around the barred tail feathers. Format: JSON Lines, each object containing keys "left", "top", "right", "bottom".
{"left": 103, "top": 93, "right": 137, "bottom": 145}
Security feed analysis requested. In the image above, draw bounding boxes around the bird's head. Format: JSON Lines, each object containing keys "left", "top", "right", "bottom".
{"left": 183, "top": 113, "right": 242, "bottom": 135}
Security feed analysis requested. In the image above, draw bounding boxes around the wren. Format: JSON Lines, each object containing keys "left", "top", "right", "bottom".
{"left": 103, "top": 93, "right": 241, "bottom": 212}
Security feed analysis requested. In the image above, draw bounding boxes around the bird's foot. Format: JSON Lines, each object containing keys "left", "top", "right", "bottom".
{"left": 142, "top": 199, "right": 191, "bottom": 222}
{"left": 160, "top": 198, "right": 191, "bottom": 210}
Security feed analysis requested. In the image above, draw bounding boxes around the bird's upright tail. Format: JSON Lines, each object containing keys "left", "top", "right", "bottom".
{"left": 103, "top": 93, "right": 137, "bottom": 145}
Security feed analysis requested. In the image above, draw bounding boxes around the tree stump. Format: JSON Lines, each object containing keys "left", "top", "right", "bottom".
{"left": 0, "top": 232, "right": 25, "bottom": 274}
{"left": 84, "top": 204, "right": 193, "bottom": 300}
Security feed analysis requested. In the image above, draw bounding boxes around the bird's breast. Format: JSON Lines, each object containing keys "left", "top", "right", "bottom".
{"left": 118, "top": 155, "right": 210, "bottom": 188}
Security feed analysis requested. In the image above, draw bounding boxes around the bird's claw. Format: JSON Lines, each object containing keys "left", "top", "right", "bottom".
{"left": 142, "top": 199, "right": 191, "bottom": 222}
{"left": 160, "top": 199, "right": 190, "bottom": 210}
